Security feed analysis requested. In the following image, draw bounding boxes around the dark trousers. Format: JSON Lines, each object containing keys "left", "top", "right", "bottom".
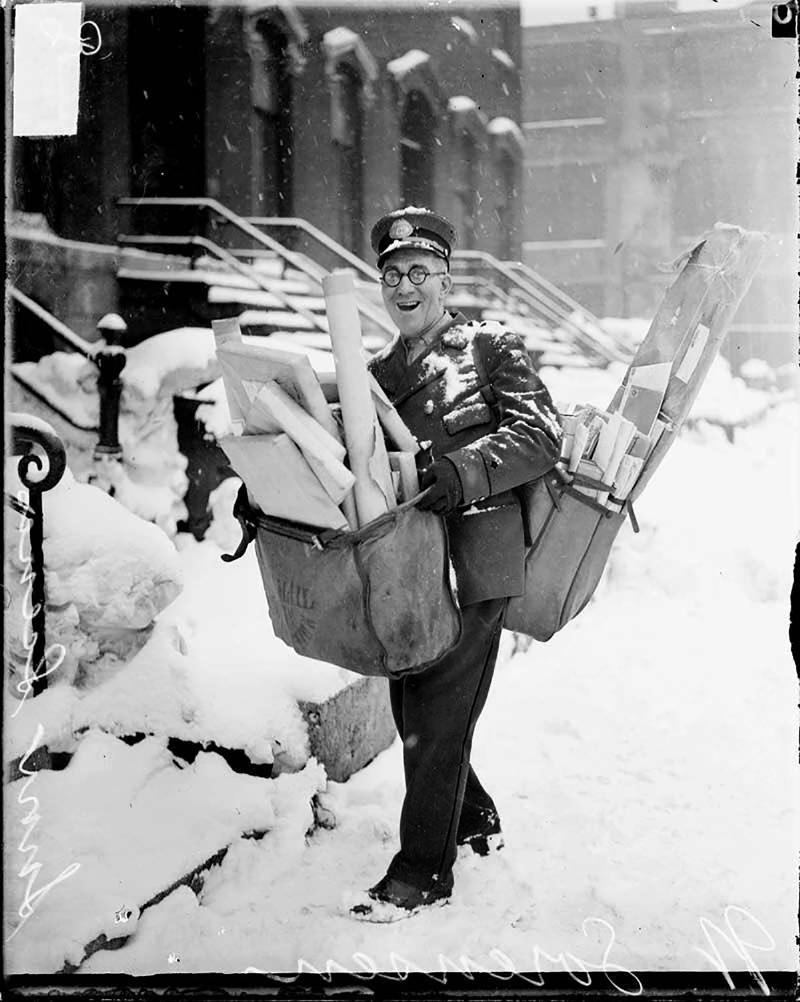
{"left": 386, "top": 597, "right": 507, "bottom": 890}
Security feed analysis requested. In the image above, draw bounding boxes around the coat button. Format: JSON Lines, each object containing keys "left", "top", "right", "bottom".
{"left": 424, "top": 400, "right": 434, "bottom": 414}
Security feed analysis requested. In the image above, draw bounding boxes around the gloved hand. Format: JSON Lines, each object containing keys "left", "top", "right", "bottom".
{"left": 417, "top": 457, "right": 463, "bottom": 515}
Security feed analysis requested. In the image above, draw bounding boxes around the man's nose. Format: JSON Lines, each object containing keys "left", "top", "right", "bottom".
{"left": 396, "top": 273, "right": 415, "bottom": 292}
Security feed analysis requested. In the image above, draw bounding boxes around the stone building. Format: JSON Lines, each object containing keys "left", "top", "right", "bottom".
{"left": 12, "top": 1, "right": 524, "bottom": 265}
{"left": 521, "top": 0, "right": 797, "bottom": 367}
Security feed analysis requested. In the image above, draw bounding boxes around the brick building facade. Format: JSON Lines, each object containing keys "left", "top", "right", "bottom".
{"left": 12, "top": 1, "right": 524, "bottom": 264}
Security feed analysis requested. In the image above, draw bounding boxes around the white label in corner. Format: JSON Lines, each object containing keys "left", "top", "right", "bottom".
{"left": 675, "top": 323, "right": 710, "bottom": 384}
{"left": 13, "top": 3, "right": 83, "bottom": 137}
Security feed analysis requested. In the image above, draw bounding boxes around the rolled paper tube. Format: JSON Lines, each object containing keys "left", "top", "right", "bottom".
{"left": 323, "top": 270, "right": 394, "bottom": 525}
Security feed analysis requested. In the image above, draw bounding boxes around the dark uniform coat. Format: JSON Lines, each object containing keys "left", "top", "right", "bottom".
{"left": 368, "top": 313, "right": 561, "bottom": 606}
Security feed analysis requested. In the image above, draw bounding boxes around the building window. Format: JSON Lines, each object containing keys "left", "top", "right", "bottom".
{"left": 400, "top": 91, "right": 436, "bottom": 209}
{"left": 332, "top": 62, "right": 365, "bottom": 253}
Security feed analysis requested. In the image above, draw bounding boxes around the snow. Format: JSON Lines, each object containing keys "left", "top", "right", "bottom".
{"left": 422, "top": 350, "right": 472, "bottom": 404}
{"left": 490, "top": 48, "right": 516, "bottom": 71}
{"left": 322, "top": 26, "right": 358, "bottom": 53}
{"left": 3, "top": 346, "right": 797, "bottom": 978}
{"left": 448, "top": 95, "right": 478, "bottom": 114}
{"left": 487, "top": 116, "right": 524, "bottom": 147}
{"left": 9, "top": 327, "right": 224, "bottom": 534}
{"left": 4, "top": 464, "right": 183, "bottom": 695}
{"left": 386, "top": 49, "right": 430, "bottom": 80}
{"left": 3, "top": 729, "right": 326, "bottom": 974}
{"left": 449, "top": 16, "right": 478, "bottom": 44}
{"left": 122, "top": 327, "right": 219, "bottom": 402}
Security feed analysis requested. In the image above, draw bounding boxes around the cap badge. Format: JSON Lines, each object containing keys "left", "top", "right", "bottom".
{"left": 389, "top": 219, "right": 415, "bottom": 240}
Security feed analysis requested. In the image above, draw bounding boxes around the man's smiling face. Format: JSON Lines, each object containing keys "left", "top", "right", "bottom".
{"left": 380, "top": 249, "right": 453, "bottom": 340}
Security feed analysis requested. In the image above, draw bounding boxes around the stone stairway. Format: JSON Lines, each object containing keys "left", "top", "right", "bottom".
{"left": 116, "top": 245, "right": 598, "bottom": 368}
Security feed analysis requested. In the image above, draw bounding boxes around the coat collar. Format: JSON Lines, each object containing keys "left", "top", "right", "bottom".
{"left": 368, "top": 312, "right": 471, "bottom": 403}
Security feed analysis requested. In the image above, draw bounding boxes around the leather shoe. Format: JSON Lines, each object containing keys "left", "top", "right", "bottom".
{"left": 457, "top": 812, "right": 504, "bottom": 857}
{"left": 348, "top": 873, "right": 452, "bottom": 923}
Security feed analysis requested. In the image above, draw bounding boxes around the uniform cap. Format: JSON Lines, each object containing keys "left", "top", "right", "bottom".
{"left": 370, "top": 206, "right": 457, "bottom": 268}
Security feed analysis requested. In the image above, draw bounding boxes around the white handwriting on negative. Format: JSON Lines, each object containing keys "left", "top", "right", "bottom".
{"left": 12, "top": 491, "right": 67, "bottom": 717}
{"left": 6, "top": 724, "right": 81, "bottom": 943}
{"left": 696, "top": 905, "right": 776, "bottom": 997}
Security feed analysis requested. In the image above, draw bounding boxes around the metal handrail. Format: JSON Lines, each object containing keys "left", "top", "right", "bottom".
{"left": 451, "top": 249, "right": 627, "bottom": 363}
{"left": 10, "top": 369, "right": 99, "bottom": 432}
{"left": 9, "top": 287, "right": 127, "bottom": 451}
{"left": 117, "top": 234, "right": 328, "bottom": 332}
{"left": 117, "top": 197, "right": 394, "bottom": 337}
{"left": 9, "top": 287, "right": 100, "bottom": 431}
{"left": 502, "top": 258, "right": 630, "bottom": 354}
{"left": 9, "top": 286, "right": 96, "bottom": 358}
{"left": 452, "top": 251, "right": 596, "bottom": 352}
{"left": 245, "top": 216, "right": 380, "bottom": 285}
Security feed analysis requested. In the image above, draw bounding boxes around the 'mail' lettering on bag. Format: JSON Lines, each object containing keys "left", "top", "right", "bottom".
{"left": 276, "top": 579, "right": 315, "bottom": 611}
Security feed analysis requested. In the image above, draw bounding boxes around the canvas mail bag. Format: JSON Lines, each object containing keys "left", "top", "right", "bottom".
{"left": 485, "top": 224, "right": 766, "bottom": 642}
{"left": 503, "top": 472, "right": 634, "bottom": 641}
{"left": 223, "top": 486, "right": 461, "bottom": 678}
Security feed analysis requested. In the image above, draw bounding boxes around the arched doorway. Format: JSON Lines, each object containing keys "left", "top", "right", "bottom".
{"left": 251, "top": 24, "right": 293, "bottom": 216}
{"left": 332, "top": 62, "right": 364, "bottom": 253}
{"left": 400, "top": 91, "right": 435, "bottom": 209}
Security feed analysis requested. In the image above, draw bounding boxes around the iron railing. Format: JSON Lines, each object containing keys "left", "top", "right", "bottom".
{"left": 117, "top": 197, "right": 394, "bottom": 337}
{"left": 451, "top": 250, "right": 628, "bottom": 363}
{"left": 6, "top": 415, "right": 68, "bottom": 710}
{"left": 9, "top": 287, "right": 126, "bottom": 460}
{"left": 117, "top": 233, "right": 328, "bottom": 332}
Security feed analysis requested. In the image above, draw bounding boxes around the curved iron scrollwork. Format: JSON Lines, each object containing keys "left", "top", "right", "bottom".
{"left": 7, "top": 413, "right": 68, "bottom": 703}
{"left": 9, "top": 413, "right": 68, "bottom": 493}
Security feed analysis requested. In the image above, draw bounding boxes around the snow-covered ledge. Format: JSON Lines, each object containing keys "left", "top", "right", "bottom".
{"left": 448, "top": 95, "right": 489, "bottom": 146}
{"left": 386, "top": 49, "right": 446, "bottom": 111}
{"left": 487, "top": 116, "right": 525, "bottom": 161}
{"left": 323, "top": 26, "right": 378, "bottom": 99}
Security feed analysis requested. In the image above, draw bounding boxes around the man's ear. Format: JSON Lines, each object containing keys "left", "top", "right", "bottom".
{"left": 440, "top": 272, "right": 453, "bottom": 297}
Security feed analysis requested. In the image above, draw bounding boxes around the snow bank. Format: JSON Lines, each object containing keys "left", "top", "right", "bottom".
{"left": 3, "top": 730, "right": 327, "bottom": 974}
{"left": 68, "top": 397, "right": 797, "bottom": 977}
{"left": 10, "top": 328, "right": 221, "bottom": 534}
{"left": 4, "top": 463, "right": 182, "bottom": 695}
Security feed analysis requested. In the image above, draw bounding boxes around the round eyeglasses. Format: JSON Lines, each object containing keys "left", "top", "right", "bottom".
{"left": 380, "top": 265, "right": 447, "bottom": 288}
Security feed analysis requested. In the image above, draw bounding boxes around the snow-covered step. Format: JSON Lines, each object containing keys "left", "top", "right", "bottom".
{"left": 3, "top": 730, "right": 303, "bottom": 974}
{"left": 267, "top": 331, "right": 387, "bottom": 355}
{"left": 195, "top": 252, "right": 285, "bottom": 280}
{"left": 118, "top": 267, "right": 315, "bottom": 298}
{"left": 208, "top": 286, "right": 325, "bottom": 312}
{"left": 238, "top": 309, "right": 320, "bottom": 331}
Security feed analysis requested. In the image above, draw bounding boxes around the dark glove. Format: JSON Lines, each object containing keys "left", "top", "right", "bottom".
{"left": 417, "top": 457, "right": 463, "bottom": 515}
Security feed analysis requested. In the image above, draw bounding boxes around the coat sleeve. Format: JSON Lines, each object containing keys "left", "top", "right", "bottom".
{"left": 444, "top": 327, "right": 562, "bottom": 504}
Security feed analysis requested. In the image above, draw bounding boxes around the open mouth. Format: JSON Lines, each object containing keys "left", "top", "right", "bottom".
{"left": 396, "top": 301, "right": 420, "bottom": 313}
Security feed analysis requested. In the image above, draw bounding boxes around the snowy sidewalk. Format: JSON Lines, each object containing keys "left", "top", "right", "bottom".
{"left": 4, "top": 396, "right": 796, "bottom": 977}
